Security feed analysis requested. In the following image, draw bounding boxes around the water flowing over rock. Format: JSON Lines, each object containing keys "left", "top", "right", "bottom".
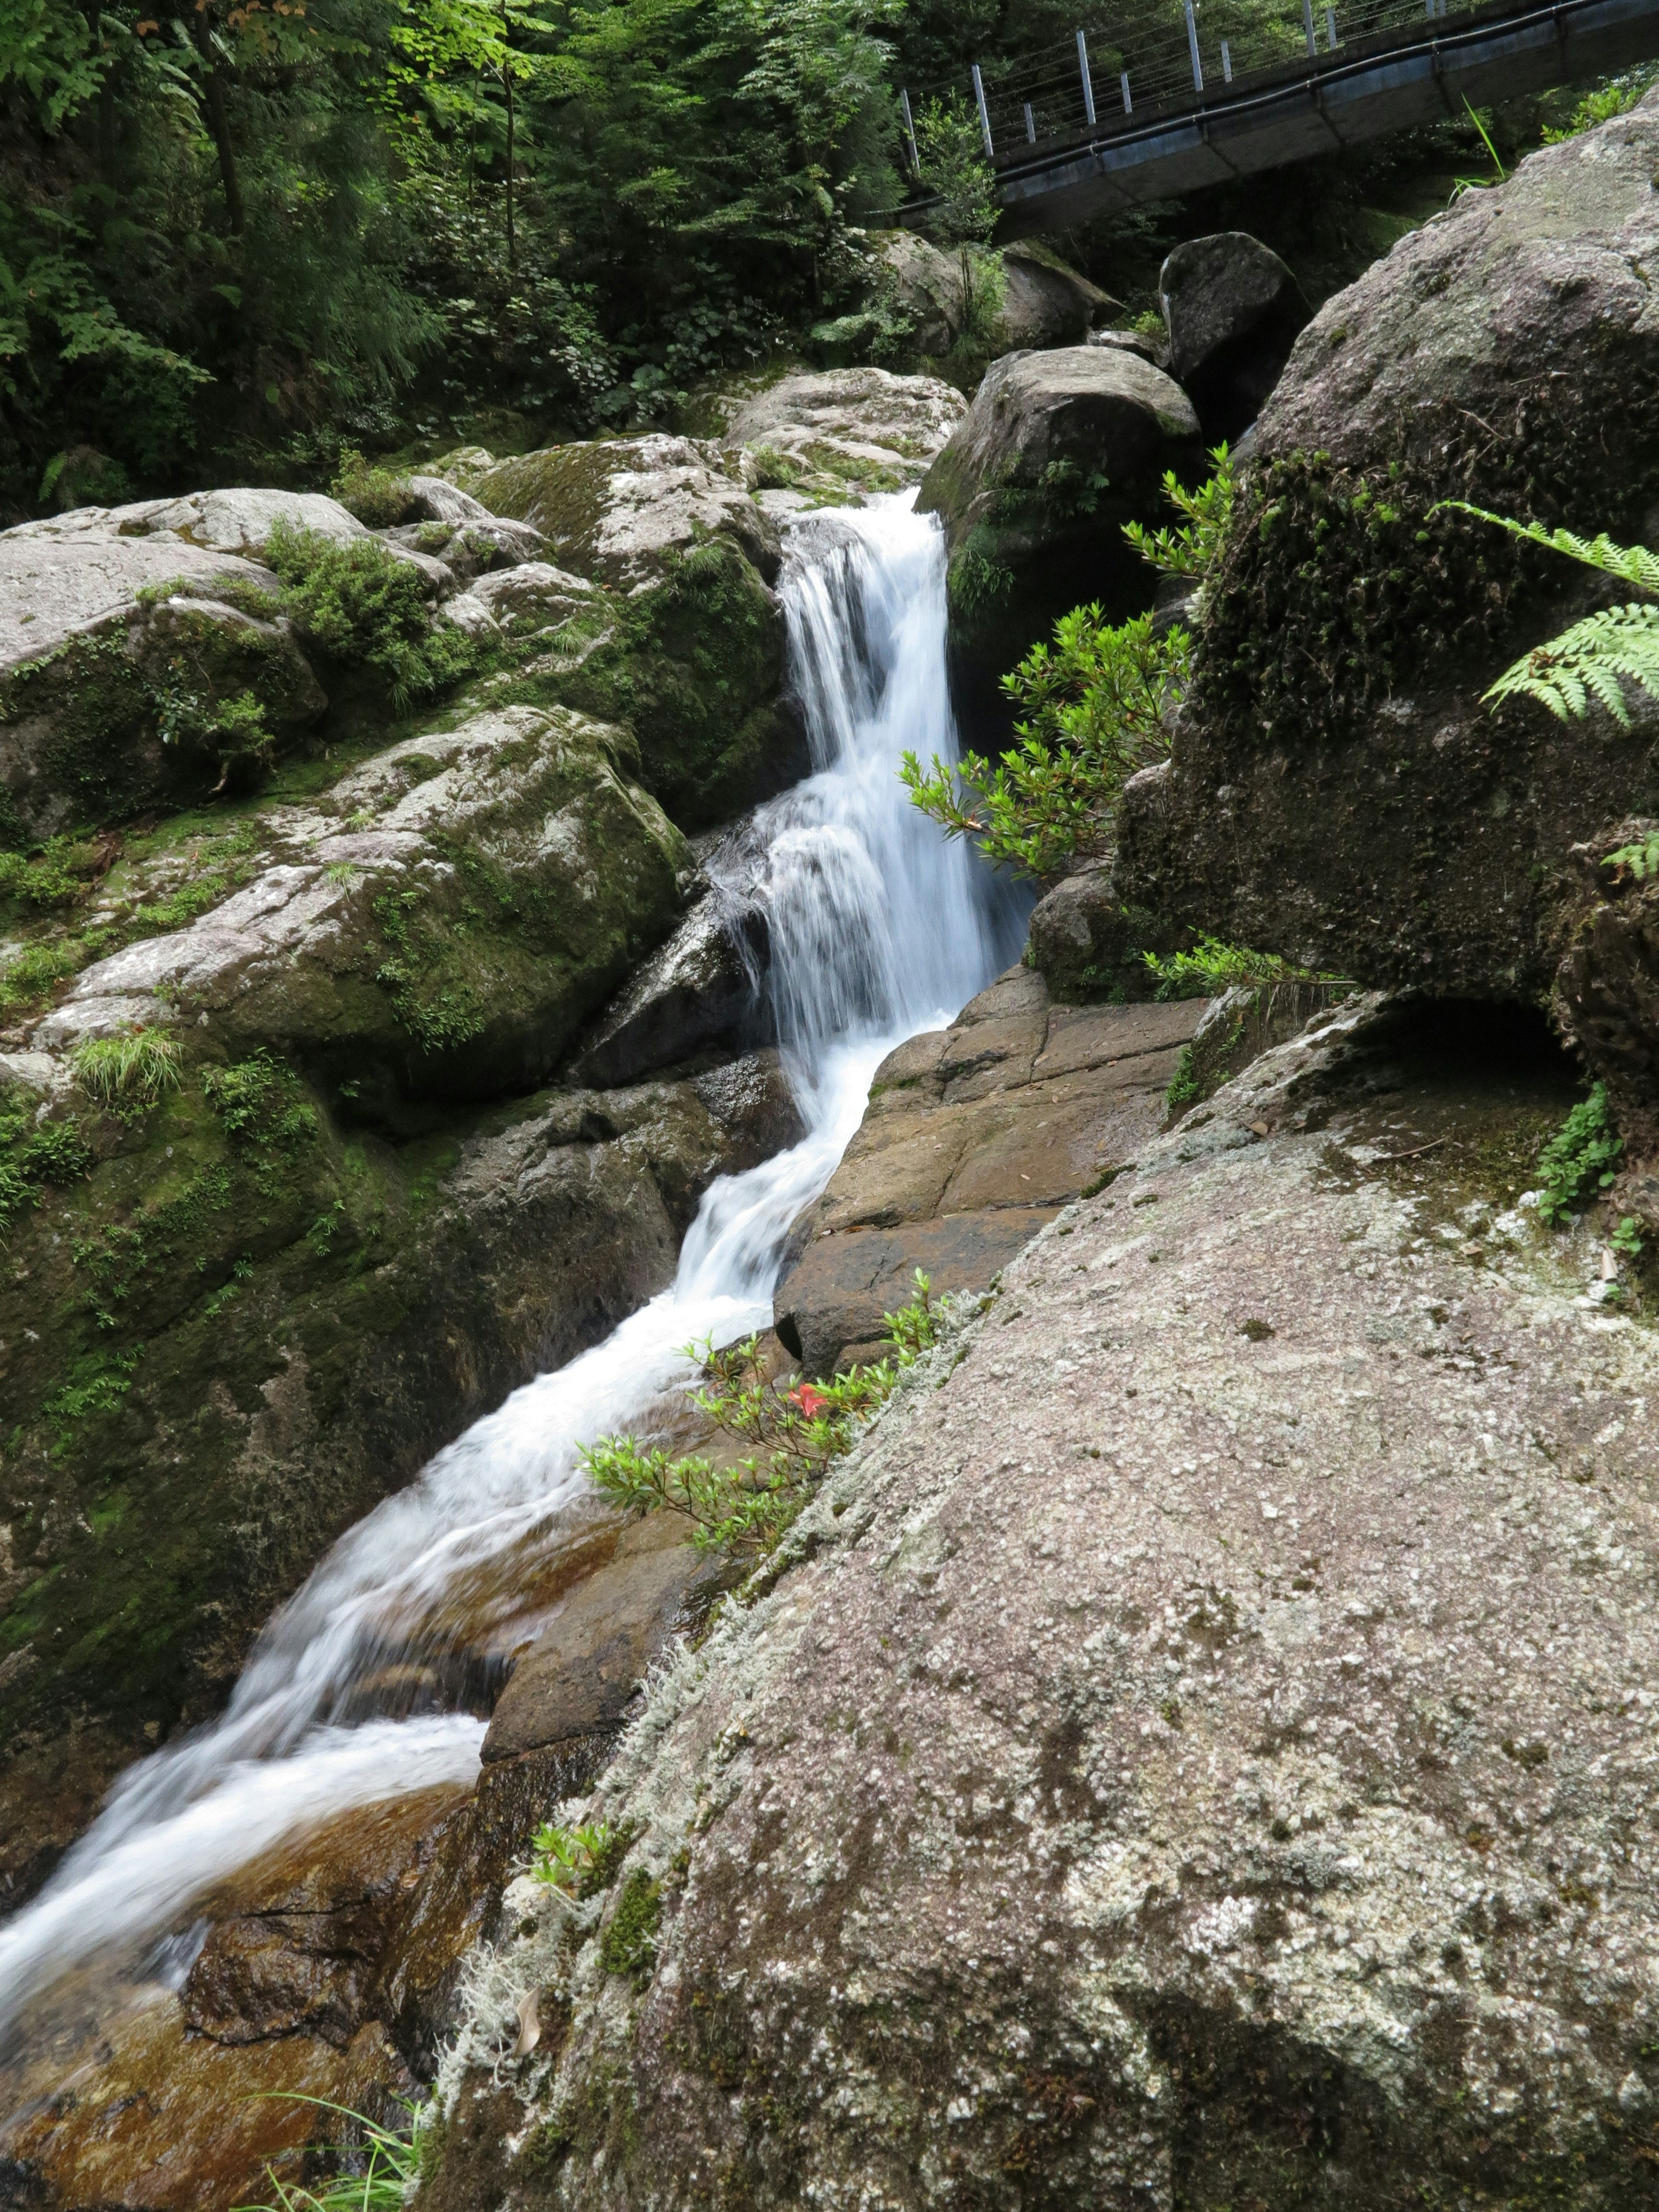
{"left": 1116, "top": 94, "right": 1659, "bottom": 1079}
{"left": 425, "top": 994, "right": 1659, "bottom": 2211}
{"left": 0, "top": 493, "right": 1023, "bottom": 2209}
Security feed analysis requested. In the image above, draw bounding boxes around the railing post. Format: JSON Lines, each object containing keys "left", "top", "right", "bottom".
{"left": 899, "top": 86, "right": 922, "bottom": 178}
{"left": 1023, "top": 99, "right": 1036, "bottom": 142}
{"left": 1185, "top": 0, "right": 1204, "bottom": 90}
{"left": 1121, "top": 70, "right": 1133, "bottom": 113}
{"left": 1077, "top": 30, "right": 1098, "bottom": 126}
{"left": 1302, "top": 0, "right": 1318, "bottom": 55}
{"left": 1221, "top": 37, "right": 1233, "bottom": 79}
{"left": 971, "top": 62, "right": 994, "bottom": 156}
{"left": 1325, "top": 6, "right": 1338, "bottom": 43}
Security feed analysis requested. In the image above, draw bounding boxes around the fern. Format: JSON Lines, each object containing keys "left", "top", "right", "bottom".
{"left": 1604, "top": 831, "right": 1659, "bottom": 881}
{"left": 1442, "top": 503, "right": 1659, "bottom": 726}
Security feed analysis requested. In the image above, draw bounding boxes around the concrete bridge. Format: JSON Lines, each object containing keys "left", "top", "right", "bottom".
{"left": 896, "top": 0, "right": 1659, "bottom": 229}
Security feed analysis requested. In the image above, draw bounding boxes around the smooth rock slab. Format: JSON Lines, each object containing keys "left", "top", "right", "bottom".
{"left": 431, "top": 995, "right": 1659, "bottom": 2211}
{"left": 773, "top": 969, "right": 1203, "bottom": 1369}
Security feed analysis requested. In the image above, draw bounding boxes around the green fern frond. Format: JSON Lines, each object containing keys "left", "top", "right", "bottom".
{"left": 1484, "top": 601, "right": 1659, "bottom": 726}
{"left": 1437, "top": 502, "right": 1659, "bottom": 594}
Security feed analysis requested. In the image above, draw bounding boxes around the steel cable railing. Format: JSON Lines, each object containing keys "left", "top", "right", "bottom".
{"left": 900, "top": 0, "right": 1488, "bottom": 167}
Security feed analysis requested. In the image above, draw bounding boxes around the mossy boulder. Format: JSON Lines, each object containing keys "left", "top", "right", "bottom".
{"left": 1157, "top": 232, "right": 1310, "bottom": 445}
{"left": 717, "top": 368, "right": 966, "bottom": 507}
{"left": 0, "top": 531, "right": 328, "bottom": 842}
{"left": 31, "top": 704, "right": 694, "bottom": 1103}
{"left": 915, "top": 346, "right": 1202, "bottom": 733}
{"left": 474, "top": 439, "right": 803, "bottom": 828}
{"left": 1116, "top": 94, "right": 1659, "bottom": 1025}
{"left": 0, "top": 1037, "right": 801, "bottom": 1903}
{"left": 1025, "top": 863, "right": 1196, "bottom": 1002}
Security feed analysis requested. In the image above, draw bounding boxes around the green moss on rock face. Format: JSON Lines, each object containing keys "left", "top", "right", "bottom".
{"left": 539, "top": 540, "right": 800, "bottom": 830}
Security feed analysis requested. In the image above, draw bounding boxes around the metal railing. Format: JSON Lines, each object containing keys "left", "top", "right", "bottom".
{"left": 901, "top": 0, "right": 1480, "bottom": 169}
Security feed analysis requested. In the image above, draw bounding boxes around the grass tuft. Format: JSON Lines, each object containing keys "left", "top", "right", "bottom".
{"left": 71, "top": 1029, "right": 184, "bottom": 1112}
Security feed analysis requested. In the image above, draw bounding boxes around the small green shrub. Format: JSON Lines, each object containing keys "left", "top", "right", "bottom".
{"left": 329, "top": 446, "right": 419, "bottom": 529}
{"left": 72, "top": 1029, "right": 184, "bottom": 1112}
{"left": 582, "top": 1271, "right": 939, "bottom": 1558}
{"left": 1142, "top": 936, "right": 1332, "bottom": 1000}
{"left": 1124, "top": 444, "right": 1235, "bottom": 582}
{"left": 600, "top": 1868, "right": 662, "bottom": 1981}
{"left": 532, "top": 1818, "right": 634, "bottom": 1897}
{"left": 234, "top": 2096, "right": 427, "bottom": 2212}
{"left": 904, "top": 608, "right": 1184, "bottom": 879}
{"left": 1165, "top": 1045, "right": 1201, "bottom": 1114}
{"left": 0, "top": 938, "right": 86, "bottom": 1014}
{"left": 0, "top": 837, "right": 108, "bottom": 910}
{"left": 1537, "top": 1082, "right": 1623, "bottom": 1224}
{"left": 264, "top": 522, "right": 476, "bottom": 709}
{"left": 0, "top": 1101, "right": 92, "bottom": 1234}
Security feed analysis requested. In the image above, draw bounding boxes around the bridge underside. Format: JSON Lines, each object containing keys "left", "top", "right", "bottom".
{"left": 947, "top": 0, "right": 1659, "bottom": 232}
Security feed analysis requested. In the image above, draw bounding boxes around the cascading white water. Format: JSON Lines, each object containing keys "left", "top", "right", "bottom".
{"left": 0, "top": 493, "right": 1023, "bottom": 2044}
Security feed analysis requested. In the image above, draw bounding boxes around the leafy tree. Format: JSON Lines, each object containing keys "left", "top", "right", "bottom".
{"left": 912, "top": 92, "right": 998, "bottom": 332}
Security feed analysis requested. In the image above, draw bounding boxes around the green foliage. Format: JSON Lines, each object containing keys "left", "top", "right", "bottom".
{"left": 1441, "top": 505, "right": 1659, "bottom": 728}
{"left": 373, "top": 884, "right": 485, "bottom": 1052}
{"left": 71, "top": 1029, "right": 184, "bottom": 1113}
{"left": 1541, "top": 65, "right": 1659, "bottom": 140}
{"left": 1164, "top": 1045, "right": 1201, "bottom": 1114}
{"left": 233, "top": 2096, "right": 428, "bottom": 2212}
{"left": 581, "top": 1271, "right": 938, "bottom": 1558}
{"left": 0, "top": 1096, "right": 92, "bottom": 1235}
{"left": 1537, "top": 1082, "right": 1623, "bottom": 1225}
{"left": 329, "top": 446, "right": 417, "bottom": 527}
{"left": 902, "top": 610, "right": 1185, "bottom": 879}
{"left": 1142, "top": 935, "right": 1328, "bottom": 1000}
{"left": 1124, "top": 445, "right": 1236, "bottom": 582}
{"left": 0, "top": 836, "right": 108, "bottom": 910}
{"left": 1605, "top": 831, "right": 1659, "bottom": 882}
{"left": 1612, "top": 1214, "right": 1645, "bottom": 1259}
{"left": 600, "top": 1866, "right": 662, "bottom": 1980}
{"left": 0, "top": 937, "right": 85, "bottom": 1014}
{"left": 263, "top": 521, "right": 477, "bottom": 708}
{"left": 912, "top": 94, "right": 1001, "bottom": 342}
{"left": 532, "top": 1818, "right": 633, "bottom": 1896}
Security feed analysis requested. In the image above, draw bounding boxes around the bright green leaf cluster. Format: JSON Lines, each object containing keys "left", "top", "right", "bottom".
{"left": 1537, "top": 1082, "right": 1623, "bottom": 1226}
{"left": 580, "top": 1270, "right": 938, "bottom": 1559}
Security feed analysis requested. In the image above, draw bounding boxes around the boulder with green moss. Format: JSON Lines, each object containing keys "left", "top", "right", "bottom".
{"left": 916, "top": 345, "right": 1201, "bottom": 719}
{"left": 30, "top": 704, "right": 694, "bottom": 1102}
{"left": 474, "top": 437, "right": 803, "bottom": 828}
{"left": 1115, "top": 93, "right": 1659, "bottom": 1037}
{"left": 0, "top": 531, "right": 329, "bottom": 842}
{"left": 716, "top": 368, "right": 966, "bottom": 509}
{"left": 0, "top": 1036, "right": 801, "bottom": 1904}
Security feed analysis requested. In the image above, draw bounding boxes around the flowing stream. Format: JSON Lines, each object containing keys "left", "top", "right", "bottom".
{"left": 0, "top": 493, "right": 1022, "bottom": 2045}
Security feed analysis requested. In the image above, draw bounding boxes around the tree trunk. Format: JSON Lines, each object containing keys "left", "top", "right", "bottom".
{"left": 194, "top": 18, "right": 245, "bottom": 234}
{"left": 502, "top": 61, "right": 516, "bottom": 277}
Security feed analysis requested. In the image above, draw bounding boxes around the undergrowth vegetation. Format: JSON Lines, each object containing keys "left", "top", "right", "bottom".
{"left": 902, "top": 451, "right": 1232, "bottom": 878}
{"left": 235, "top": 2097, "right": 428, "bottom": 2212}
{"left": 1537, "top": 1082, "right": 1623, "bottom": 1225}
{"left": 580, "top": 1271, "right": 939, "bottom": 1558}
{"left": 71, "top": 1029, "right": 183, "bottom": 1113}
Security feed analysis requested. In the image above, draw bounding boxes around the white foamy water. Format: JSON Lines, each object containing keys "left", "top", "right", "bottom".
{"left": 0, "top": 494, "right": 1023, "bottom": 2040}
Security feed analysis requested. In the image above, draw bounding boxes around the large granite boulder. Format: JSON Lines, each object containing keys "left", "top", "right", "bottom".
{"left": 426, "top": 992, "right": 1659, "bottom": 2211}
{"left": 30, "top": 704, "right": 693, "bottom": 1102}
{"left": 1026, "top": 861, "right": 1198, "bottom": 1002}
{"left": 475, "top": 437, "right": 804, "bottom": 828}
{"left": 1157, "top": 232, "right": 1310, "bottom": 443}
{"left": 866, "top": 233, "right": 1110, "bottom": 360}
{"left": 1117, "top": 94, "right": 1659, "bottom": 1086}
{"left": 916, "top": 346, "right": 1202, "bottom": 726}
{"left": 0, "top": 530, "right": 327, "bottom": 842}
{"left": 718, "top": 368, "right": 966, "bottom": 506}
{"left": 773, "top": 965, "right": 1204, "bottom": 1370}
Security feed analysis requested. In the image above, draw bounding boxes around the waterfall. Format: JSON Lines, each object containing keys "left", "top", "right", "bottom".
{"left": 0, "top": 494, "right": 1023, "bottom": 2044}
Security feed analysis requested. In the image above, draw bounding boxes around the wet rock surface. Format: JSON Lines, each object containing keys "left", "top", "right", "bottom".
{"left": 774, "top": 967, "right": 1203, "bottom": 1370}
{"left": 428, "top": 994, "right": 1659, "bottom": 2212}
{"left": 0, "top": 1048, "right": 800, "bottom": 1904}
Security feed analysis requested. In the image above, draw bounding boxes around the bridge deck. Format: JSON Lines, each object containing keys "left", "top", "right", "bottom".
{"left": 896, "top": 0, "right": 1659, "bottom": 230}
